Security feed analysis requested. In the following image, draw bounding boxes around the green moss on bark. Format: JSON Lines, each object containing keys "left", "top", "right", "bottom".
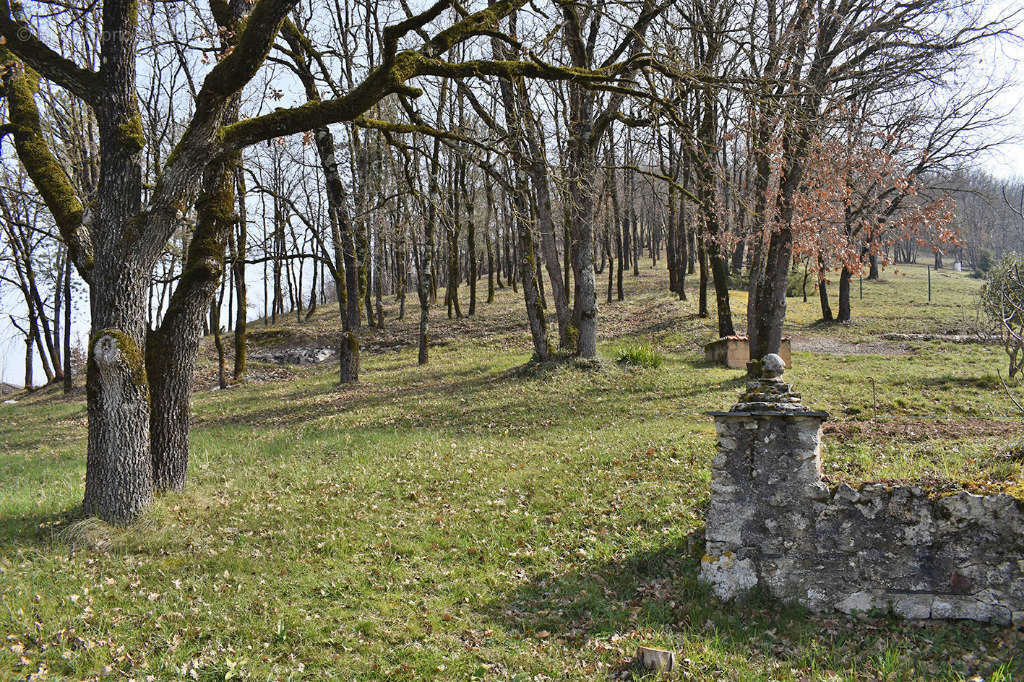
{"left": 88, "top": 329, "right": 150, "bottom": 404}
{"left": 117, "top": 111, "right": 146, "bottom": 153}
{"left": 0, "top": 50, "right": 90, "bottom": 270}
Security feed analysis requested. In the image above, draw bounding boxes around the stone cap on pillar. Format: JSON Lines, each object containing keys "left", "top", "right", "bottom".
{"left": 707, "top": 353, "right": 829, "bottom": 419}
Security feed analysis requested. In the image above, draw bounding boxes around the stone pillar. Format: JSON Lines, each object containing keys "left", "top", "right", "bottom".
{"left": 699, "top": 354, "right": 829, "bottom": 603}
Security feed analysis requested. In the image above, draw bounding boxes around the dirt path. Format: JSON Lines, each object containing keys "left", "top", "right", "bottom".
{"left": 790, "top": 334, "right": 910, "bottom": 356}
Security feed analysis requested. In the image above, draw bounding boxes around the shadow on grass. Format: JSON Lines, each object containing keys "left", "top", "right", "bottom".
{"left": 195, "top": 357, "right": 654, "bottom": 435}
{"left": 0, "top": 507, "right": 82, "bottom": 551}
{"left": 916, "top": 374, "right": 1001, "bottom": 390}
{"left": 479, "top": 530, "right": 1019, "bottom": 679}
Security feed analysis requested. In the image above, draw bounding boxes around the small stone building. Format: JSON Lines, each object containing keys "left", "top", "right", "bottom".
{"left": 704, "top": 336, "right": 791, "bottom": 370}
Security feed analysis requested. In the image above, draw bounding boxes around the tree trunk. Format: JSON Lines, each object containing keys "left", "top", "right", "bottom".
{"left": 606, "top": 234, "right": 614, "bottom": 304}
{"left": 83, "top": 0, "right": 153, "bottom": 523}
{"left": 24, "top": 337, "right": 33, "bottom": 390}
{"left": 232, "top": 167, "right": 247, "bottom": 381}
{"left": 63, "top": 254, "right": 73, "bottom": 393}
{"left": 85, "top": 273, "right": 153, "bottom": 523}
{"left": 731, "top": 237, "right": 745, "bottom": 275}
{"left": 837, "top": 266, "right": 852, "bottom": 322}
{"left": 748, "top": 225, "right": 794, "bottom": 366}
{"left": 818, "top": 265, "right": 834, "bottom": 323}
{"left": 147, "top": 146, "right": 238, "bottom": 494}
{"left": 697, "top": 235, "right": 709, "bottom": 318}
{"left": 709, "top": 248, "right": 734, "bottom": 336}
{"left": 467, "top": 207, "right": 477, "bottom": 316}
{"left": 566, "top": 129, "right": 598, "bottom": 357}
{"left": 485, "top": 182, "right": 496, "bottom": 304}
{"left": 212, "top": 297, "right": 227, "bottom": 389}
{"left": 513, "top": 181, "right": 552, "bottom": 362}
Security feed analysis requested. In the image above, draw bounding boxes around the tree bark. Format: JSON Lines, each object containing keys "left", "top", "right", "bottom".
{"left": 232, "top": 167, "right": 247, "bottom": 381}
{"left": 147, "top": 146, "right": 238, "bottom": 493}
{"left": 837, "top": 265, "right": 852, "bottom": 322}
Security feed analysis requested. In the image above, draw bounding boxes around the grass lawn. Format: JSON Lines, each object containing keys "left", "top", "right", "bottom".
{"left": 1, "top": 262, "right": 1022, "bottom": 680}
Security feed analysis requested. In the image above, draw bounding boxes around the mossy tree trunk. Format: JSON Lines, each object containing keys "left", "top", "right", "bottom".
{"left": 81, "top": 0, "right": 153, "bottom": 523}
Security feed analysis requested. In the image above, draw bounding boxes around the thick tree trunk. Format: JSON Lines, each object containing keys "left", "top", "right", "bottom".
{"left": 837, "top": 266, "right": 852, "bottom": 322}
{"left": 86, "top": 317, "right": 152, "bottom": 523}
{"left": 749, "top": 225, "right": 794, "bottom": 365}
{"left": 83, "top": 0, "right": 154, "bottom": 523}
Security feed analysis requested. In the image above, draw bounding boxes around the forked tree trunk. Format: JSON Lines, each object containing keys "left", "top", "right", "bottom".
{"left": 147, "top": 144, "right": 238, "bottom": 493}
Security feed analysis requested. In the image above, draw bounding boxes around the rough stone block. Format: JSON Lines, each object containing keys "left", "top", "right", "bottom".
{"left": 893, "top": 595, "right": 933, "bottom": 619}
{"left": 699, "top": 553, "right": 758, "bottom": 601}
{"left": 836, "top": 591, "right": 885, "bottom": 615}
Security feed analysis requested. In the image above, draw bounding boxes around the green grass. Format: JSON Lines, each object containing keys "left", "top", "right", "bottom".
{"left": 1, "top": 262, "right": 1021, "bottom": 680}
{"left": 614, "top": 343, "right": 664, "bottom": 369}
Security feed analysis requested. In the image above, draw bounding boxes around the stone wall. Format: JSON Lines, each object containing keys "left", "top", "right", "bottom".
{"left": 699, "top": 355, "right": 1024, "bottom": 625}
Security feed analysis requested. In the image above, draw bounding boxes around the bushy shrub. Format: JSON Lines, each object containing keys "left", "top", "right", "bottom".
{"left": 975, "top": 249, "right": 994, "bottom": 276}
{"left": 615, "top": 343, "right": 663, "bottom": 369}
{"left": 980, "top": 253, "right": 1024, "bottom": 377}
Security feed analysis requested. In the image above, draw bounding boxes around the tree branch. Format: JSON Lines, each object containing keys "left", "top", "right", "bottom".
{"left": 0, "top": 50, "right": 93, "bottom": 279}
{"left": 0, "top": 0, "right": 100, "bottom": 104}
